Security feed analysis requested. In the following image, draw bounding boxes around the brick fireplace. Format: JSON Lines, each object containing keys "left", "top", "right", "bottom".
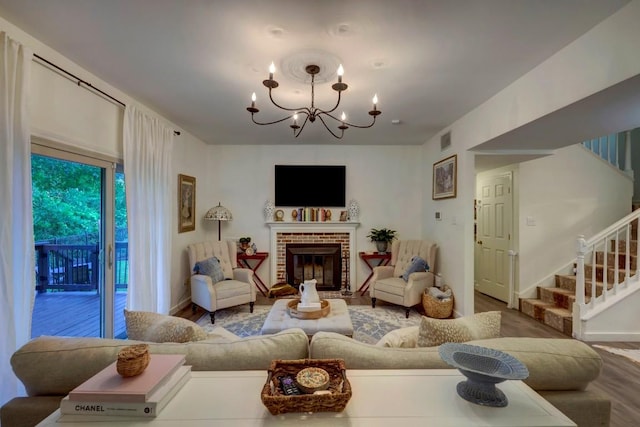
{"left": 268, "top": 223, "right": 358, "bottom": 292}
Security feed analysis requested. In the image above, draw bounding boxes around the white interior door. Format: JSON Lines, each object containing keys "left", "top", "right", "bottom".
{"left": 475, "top": 172, "right": 513, "bottom": 302}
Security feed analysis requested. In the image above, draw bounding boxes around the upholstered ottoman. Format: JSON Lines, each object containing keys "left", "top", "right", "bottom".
{"left": 261, "top": 298, "right": 354, "bottom": 338}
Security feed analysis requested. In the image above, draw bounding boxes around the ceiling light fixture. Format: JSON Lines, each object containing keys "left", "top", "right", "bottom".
{"left": 246, "top": 62, "right": 381, "bottom": 139}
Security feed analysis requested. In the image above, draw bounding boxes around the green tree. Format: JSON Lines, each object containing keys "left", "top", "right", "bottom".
{"left": 32, "top": 155, "right": 127, "bottom": 242}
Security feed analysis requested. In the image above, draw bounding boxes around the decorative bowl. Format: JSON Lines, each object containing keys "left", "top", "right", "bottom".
{"left": 438, "top": 343, "right": 529, "bottom": 407}
{"left": 295, "top": 367, "right": 330, "bottom": 394}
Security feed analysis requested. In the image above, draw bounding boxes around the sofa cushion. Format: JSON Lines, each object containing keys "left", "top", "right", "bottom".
{"left": 468, "top": 337, "right": 603, "bottom": 391}
{"left": 194, "top": 256, "right": 224, "bottom": 283}
{"left": 11, "top": 329, "right": 310, "bottom": 397}
{"left": 309, "top": 332, "right": 602, "bottom": 392}
{"left": 124, "top": 309, "right": 208, "bottom": 342}
{"left": 417, "top": 311, "right": 501, "bottom": 347}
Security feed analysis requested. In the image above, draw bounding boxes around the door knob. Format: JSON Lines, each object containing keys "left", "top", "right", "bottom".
{"left": 477, "top": 240, "right": 483, "bottom": 245}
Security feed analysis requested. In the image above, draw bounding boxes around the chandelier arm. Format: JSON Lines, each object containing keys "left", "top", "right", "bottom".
{"left": 267, "top": 89, "right": 308, "bottom": 113}
{"left": 318, "top": 111, "right": 378, "bottom": 129}
{"left": 250, "top": 113, "right": 296, "bottom": 126}
{"left": 317, "top": 115, "right": 344, "bottom": 139}
{"left": 293, "top": 114, "right": 311, "bottom": 138}
{"left": 319, "top": 89, "right": 343, "bottom": 115}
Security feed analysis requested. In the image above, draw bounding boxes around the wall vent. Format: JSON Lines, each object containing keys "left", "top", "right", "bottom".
{"left": 440, "top": 131, "right": 451, "bottom": 151}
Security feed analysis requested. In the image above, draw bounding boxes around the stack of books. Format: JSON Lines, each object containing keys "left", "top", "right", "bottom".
{"left": 59, "top": 354, "right": 191, "bottom": 418}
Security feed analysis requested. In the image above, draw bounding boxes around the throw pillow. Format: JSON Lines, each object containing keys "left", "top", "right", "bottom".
{"left": 194, "top": 256, "right": 225, "bottom": 283}
{"left": 402, "top": 256, "right": 429, "bottom": 281}
{"left": 124, "top": 309, "right": 208, "bottom": 343}
{"left": 376, "top": 326, "right": 420, "bottom": 348}
{"left": 416, "top": 311, "right": 501, "bottom": 347}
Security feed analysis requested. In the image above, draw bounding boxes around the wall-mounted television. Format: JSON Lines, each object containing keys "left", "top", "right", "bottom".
{"left": 275, "top": 165, "right": 346, "bottom": 207}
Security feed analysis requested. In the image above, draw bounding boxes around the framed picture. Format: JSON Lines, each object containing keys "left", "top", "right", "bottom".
{"left": 432, "top": 154, "right": 457, "bottom": 200}
{"left": 339, "top": 211, "right": 348, "bottom": 221}
{"left": 178, "top": 174, "right": 196, "bottom": 233}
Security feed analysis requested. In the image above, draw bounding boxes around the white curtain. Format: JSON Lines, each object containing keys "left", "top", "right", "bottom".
{"left": 0, "top": 32, "right": 34, "bottom": 406}
{"left": 123, "top": 104, "right": 174, "bottom": 314}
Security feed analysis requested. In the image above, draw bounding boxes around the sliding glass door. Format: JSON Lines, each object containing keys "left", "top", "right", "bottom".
{"left": 30, "top": 145, "right": 128, "bottom": 338}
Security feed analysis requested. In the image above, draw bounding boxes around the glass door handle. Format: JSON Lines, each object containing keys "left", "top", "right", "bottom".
{"left": 108, "top": 244, "right": 113, "bottom": 269}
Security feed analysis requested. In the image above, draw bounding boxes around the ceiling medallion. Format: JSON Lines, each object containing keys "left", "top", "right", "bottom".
{"left": 246, "top": 60, "right": 381, "bottom": 139}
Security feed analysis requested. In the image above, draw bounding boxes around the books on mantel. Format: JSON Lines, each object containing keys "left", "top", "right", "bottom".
{"left": 60, "top": 365, "right": 191, "bottom": 417}
{"left": 68, "top": 353, "right": 186, "bottom": 403}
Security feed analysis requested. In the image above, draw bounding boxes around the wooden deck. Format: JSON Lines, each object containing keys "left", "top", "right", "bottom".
{"left": 31, "top": 291, "right": 127, "bottom": 339}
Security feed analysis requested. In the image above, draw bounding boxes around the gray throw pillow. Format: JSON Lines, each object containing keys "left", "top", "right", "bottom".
{"left": 194, "top": 256, "right": 225, "bottom": 283}
{"left": 402, "top": 256, "right": 429, "bottom": 281}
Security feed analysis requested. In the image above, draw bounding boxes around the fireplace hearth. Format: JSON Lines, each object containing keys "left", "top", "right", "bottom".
{"left": 286, "top": 243, "right": 342, "bottom": 291}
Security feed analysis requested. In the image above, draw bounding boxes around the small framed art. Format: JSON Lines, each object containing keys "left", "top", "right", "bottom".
{"left": 432, "top": 155, "right": 457, "bottom": 200}
{"left": 178, "top": 174, "right": 196, "bottom": 233}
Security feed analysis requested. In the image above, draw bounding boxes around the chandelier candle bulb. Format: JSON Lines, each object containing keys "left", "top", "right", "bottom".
{"left": 268, "top": 62, "right": 275, "bottom": 80}
{"left": 251, "top": 92, "right": 256, "bottom": 108}
{"left": 337, "top": 64, "right": 344, "bottom": 83}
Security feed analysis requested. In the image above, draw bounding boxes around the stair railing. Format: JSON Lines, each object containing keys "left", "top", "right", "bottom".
{"left": 574, "top": 209, "right": 640, "bottom": 338}
{"left": 581, "top": 130, "right": 634, "bottom": 179}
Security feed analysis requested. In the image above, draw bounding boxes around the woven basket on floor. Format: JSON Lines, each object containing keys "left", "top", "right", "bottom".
{"left": 422, "top": 286, "right": 454, "bottom": 319}
{"left": 261, "top": 359, "right": 351, "bottom": 415}
{"left": 116, "top": 344, "right": 150, "bottom": 377}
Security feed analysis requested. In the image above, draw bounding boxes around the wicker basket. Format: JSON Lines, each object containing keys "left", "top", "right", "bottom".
{"left": 422, "top": 286, "right": 454, "bottom": 319}
{"left": 261, "top": 359, "right": 352, "bottom": 415}
{"left": 116, "top": 344, "right": 150, "bottom": 377}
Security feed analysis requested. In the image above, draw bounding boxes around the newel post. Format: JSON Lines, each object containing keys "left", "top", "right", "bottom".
{"left": 575, "top": 235, "right": 587, "bottom": 306}
{"left": 573, "top": 235, "right": 588, "bottom": 339}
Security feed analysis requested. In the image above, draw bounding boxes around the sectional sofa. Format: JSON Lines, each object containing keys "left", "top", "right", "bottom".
{"left": 1, "top": 327, "right": 610, "bottom": 427}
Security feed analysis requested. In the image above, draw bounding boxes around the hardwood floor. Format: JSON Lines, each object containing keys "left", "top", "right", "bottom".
{"left": 177, "top": 290, "right": 640, "bottom": 427}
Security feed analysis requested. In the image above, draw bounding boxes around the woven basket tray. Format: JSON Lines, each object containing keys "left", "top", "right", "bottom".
{"left": 287, "top": 299, "right": 330, "bottom": 319}
{"left": 422, "top": 286, "right": 454, "bottom": 319}
{"left": 261, "top": 359, "right": 352, "bottom": 415}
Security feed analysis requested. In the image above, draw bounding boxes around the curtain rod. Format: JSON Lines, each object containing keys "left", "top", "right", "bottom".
{"left": 33, "top": 53, "right": 181, "bottom": 136}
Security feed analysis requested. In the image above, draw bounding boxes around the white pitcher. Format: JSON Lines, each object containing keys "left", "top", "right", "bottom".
{"left": 299, "top": 279, "right": 320, "bottom": 305}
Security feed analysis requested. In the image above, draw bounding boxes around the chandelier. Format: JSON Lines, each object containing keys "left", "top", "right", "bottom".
{"left": 246, "top": 62, "right": 381, "bottom": 139}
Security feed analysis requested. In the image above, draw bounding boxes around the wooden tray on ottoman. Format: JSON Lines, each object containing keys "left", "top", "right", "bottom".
{"left": 261, "top": 358, "right": 352, "bottom": 415}
{"left": 287, "top": 299, "right": 331, "bottom": 319}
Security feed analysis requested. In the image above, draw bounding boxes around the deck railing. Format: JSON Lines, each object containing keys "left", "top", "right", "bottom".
{"left": 35, "top": 242, "right": 129, "bottom": 292}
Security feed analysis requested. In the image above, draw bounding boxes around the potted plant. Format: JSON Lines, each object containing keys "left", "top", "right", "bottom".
{"left": 367, "top": 228, "right": 397, "bottom": 253}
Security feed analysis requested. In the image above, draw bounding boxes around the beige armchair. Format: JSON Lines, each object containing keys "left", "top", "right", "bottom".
{"left": 369, "top": 240, "right": 438, "bottom": 318}
{"left": 186, "top": 240, "right": 256, "bottom": 323}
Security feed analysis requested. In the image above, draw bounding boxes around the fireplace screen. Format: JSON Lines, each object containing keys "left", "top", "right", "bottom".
{"left": 286, "top": 243, "right": 342, "bottom": 290}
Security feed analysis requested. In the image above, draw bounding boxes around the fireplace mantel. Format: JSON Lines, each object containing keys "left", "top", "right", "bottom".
{"left": 268, "top": 222, "right": 359, "bottom": 290}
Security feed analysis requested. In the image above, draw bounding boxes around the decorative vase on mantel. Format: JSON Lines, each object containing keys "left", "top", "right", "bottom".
{"left": 347, "top": 199, "right": 360, "bottom": 222}
{"left": 264, "top": 200, "right": 275, "bottom": 221}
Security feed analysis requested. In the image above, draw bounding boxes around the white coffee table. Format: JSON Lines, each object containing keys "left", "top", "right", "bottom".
{"left": 37, "top": 369, "right": 576, "bottom": 426}
{"left": 260, "top": 298, "right": 354, "bottom": 337}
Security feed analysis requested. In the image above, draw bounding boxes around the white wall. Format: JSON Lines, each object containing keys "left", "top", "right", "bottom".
{"left": 518, "top": 145, "right": 632, "bottom": 296}
{"left": 423, "top": 1, "right": 640, "bottom": 317}
{"left": 477, "top": 145, "right": 633, "bottom": 302}
{"left": 202, "top": 144, "right": 424, "bottom": 287}
{"left": 580, "top": 286, "right": 640, "bottom": 341}
{"left": 1, "top": 14, "right": 211, "bottom": 314}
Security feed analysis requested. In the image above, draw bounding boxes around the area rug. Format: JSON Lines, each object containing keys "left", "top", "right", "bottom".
{"left": 197, "top": 303, "right": 422, "bottom": 344}
{"left": 593, "top": 344, "right": 640, "bottom": 365}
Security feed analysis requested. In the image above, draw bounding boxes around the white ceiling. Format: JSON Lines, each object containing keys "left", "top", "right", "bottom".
{"left": 0, "top": 0, "right": 631, "bottom": 149}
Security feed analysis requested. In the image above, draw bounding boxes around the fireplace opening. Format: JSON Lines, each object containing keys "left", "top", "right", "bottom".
{"left": 286, "top": 243, "right": 342, "bottom": 291}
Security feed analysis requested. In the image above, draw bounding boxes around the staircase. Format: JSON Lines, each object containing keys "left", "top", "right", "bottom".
{"left": 520, "top": 215, "right": 639, "bottom": 337}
